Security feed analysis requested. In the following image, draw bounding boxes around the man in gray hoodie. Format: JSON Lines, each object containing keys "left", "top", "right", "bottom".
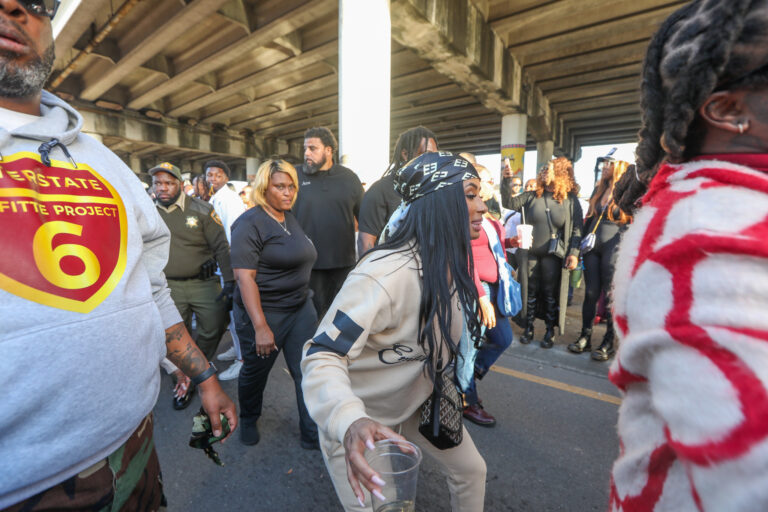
{"left": 0, "top": 1, "right": 237, "bottom": 509}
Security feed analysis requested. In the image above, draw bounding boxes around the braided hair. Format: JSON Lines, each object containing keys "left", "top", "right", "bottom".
{"left": 383, "top": 126, "right": 437, "bottom": 177}
{"left": 615, "top": 0, "right": 768, "bottom": 214}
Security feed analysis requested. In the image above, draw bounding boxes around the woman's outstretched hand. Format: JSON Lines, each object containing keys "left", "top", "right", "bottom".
{"left": 343, "top": 418, "right": 406, "bottom": 508}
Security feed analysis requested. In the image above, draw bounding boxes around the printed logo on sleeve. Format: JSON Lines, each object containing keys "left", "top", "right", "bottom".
{"left": 0, "top": 152, "right": 127, "bottom": 313}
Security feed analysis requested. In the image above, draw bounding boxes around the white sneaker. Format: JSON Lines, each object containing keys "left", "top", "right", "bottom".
{"left": 218, "top": 359, "right": 243, "bottom": 381}
{"left": 217, "top": 345, "right": 238, "bottom": 361}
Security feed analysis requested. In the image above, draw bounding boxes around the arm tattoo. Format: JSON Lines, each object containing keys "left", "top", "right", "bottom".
{"left": 165, "top": 324, "right": 184, "bottom": 345}
{"left": 167, "top": 341, "right": 208, "bottom": 377}
{"left": 165, "top": 324, "right": 208, "bottom": 377}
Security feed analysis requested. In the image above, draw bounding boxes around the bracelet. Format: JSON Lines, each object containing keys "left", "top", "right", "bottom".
{"left": 190, "top": 362, "right": 217, "bottom": 386}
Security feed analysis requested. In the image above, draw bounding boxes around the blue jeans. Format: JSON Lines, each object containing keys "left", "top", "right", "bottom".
{"left": 465, "top": 283, "right": 515, "bottom": 406}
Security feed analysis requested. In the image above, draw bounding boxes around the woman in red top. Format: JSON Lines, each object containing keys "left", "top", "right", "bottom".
{"left": 463, "top": 174, "right": 518, "bottom": 426}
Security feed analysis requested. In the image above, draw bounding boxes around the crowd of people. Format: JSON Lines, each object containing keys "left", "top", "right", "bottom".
{"left": 3, "top": 0, "right": 768, "bottom": 511}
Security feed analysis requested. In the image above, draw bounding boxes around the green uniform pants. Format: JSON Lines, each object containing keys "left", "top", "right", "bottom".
{"left": 167, "top": 277, "right": 229, "bottom": 361}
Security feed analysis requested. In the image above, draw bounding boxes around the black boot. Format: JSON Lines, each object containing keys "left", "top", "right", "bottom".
{"left": 568, "top": 328, "right": 592, "bottom": 354}
{"left": 541, "top": 325, "right": 555, "bottom": 349}
{"left": 520, "top": 295, "right": 536, "bottom": 344}
{"left": 591, "top": 325, "right": 616, "bottom": 361}
{"left": 540, "top": 296, "right": 557, "bottom": 348}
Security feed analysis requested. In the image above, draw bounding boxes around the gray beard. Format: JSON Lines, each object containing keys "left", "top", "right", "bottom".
{"left": 0, "top": 44, "right": 55, "bottom": 98}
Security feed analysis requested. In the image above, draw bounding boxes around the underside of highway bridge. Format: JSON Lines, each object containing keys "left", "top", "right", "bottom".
{"left": 48, "top": 0, "right": 686, "bottom": 181}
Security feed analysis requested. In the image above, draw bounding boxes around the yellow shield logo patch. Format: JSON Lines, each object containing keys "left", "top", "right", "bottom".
{"left": 0, "top": 152, "right": 128, "bottom": 313}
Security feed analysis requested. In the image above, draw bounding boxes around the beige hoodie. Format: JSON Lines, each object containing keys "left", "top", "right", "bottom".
{"left": 301, "top": 247, "right": 464, "bottom": 444}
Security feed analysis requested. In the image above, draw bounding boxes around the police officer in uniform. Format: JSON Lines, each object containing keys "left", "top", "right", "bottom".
{"left": 150, "top": 163, "right": 233, "bottom": 375}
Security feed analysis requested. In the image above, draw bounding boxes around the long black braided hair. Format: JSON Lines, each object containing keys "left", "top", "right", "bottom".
{"left": 382, "top": 126, "right": 437, "bottom": 177}
{"left": 615, "top": 0, "right": 768, "bottom": 214}
{"left": 372, "top": 183, "right": 482, "bottom": 383}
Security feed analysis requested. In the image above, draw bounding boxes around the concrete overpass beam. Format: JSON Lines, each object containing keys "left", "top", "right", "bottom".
{"left": 390, "top": 0, "right": 524, "bottom": 114}
{"left": 78, "top": 107, "right": 264, "bottom": 160}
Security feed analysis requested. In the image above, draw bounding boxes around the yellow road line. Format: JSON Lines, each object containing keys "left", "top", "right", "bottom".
{"left": 490, "top": 365, "right": 622, "bottom": 405}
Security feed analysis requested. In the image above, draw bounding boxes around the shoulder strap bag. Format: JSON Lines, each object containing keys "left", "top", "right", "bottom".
{"left": 579, "top": 207, "right": 606, "bottom": 255}
{"left": 544, "top": 197, "right": 567, "bottom": 259}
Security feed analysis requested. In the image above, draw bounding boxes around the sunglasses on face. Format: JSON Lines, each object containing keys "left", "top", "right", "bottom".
{"left": 19, "top": 0, "right": 60, "bottom": 18}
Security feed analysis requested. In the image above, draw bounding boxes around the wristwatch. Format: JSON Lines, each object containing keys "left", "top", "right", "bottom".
{"left": 191, "top": 362, "right": 217, "bottom": 386}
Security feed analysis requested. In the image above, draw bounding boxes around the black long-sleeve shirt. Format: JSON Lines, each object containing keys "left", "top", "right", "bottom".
{"left": 504, "top": 190, "right": 583, "bottom": 258}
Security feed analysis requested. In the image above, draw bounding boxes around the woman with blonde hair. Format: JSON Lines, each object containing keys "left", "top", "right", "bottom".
{"left": 230, "top": 159, "right": 320, "bottom": 448}
{"left": 568, "top": 160, "right": 632, "bottom": 361}
{"left": 503, "top": 157, "right": 583, "bottom": 347}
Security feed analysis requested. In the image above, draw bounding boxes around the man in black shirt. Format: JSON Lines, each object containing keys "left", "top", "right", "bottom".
{"left": 357, "top": 126, "right": 438, "bottom": 255}
{"left": 292, "top": 127, "right": 363, "bottom": 319}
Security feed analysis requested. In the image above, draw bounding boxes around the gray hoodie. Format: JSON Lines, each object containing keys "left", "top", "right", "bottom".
{"left": 0, "top": 91, "right": 182, "bottom": 507}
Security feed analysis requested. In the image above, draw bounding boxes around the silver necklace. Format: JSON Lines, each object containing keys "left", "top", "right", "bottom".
{"left": 276, "top": 218, "right": 291, "bottom": 235}
{"left": 267, "top": 210, "right": 291, "bottom": 235}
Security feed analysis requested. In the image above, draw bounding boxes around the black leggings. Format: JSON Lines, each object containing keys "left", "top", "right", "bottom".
{"left": 581, "top": 236, "right": 620, "bottom": 331}
{"left": 527, "top": 252, "right": 562, "bottom": 324}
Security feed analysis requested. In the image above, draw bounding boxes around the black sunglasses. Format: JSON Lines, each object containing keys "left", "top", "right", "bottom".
{"left": 20, "top": 0, "right": 60, "bottom": 19}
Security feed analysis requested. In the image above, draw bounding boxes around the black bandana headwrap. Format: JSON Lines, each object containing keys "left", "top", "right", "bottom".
{"left": 394, "top": 151, "right": 479, "bottom": 204}
{"left": 380, "top": 152, "right": 479, "bottom": 242}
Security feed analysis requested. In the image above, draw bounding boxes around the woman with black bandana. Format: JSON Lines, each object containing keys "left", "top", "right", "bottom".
{"left": 607, "top": 1, "right": 768, "bottom": 508}
{"left": 302, "top": 152, "right": 488, "bottom": 512}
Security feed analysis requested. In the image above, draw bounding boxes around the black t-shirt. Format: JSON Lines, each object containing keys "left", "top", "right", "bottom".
{"left": 292, "top": 163, "right": 363, "bottom": 270}
{"left": 230, "top": 207, "right": 317, "bottom": 312}
{"left": 358, "top": 173, "right": 401, "bottom": 238}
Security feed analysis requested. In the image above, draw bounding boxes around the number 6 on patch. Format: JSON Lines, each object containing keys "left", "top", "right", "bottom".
{"left": 32, "top": 221, "right": 101, "bottom": 290}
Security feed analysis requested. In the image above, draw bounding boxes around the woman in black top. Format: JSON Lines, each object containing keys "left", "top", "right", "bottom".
{"left": 230, "top": 159, "right": 320, "bottom": 449}
{"left": 503, "top": 157, "right": 583, "bottom": 348}
{"left": 568, "top": 160, "right": 633, "bottom": 361}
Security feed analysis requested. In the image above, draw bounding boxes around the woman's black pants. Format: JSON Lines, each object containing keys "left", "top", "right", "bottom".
{"left": 234, "top": 298, "right": 319, "bottom": 443}
{"left": 526, "top": 252, "right": 561, "bottom": 328}
{"left": 581, "top": 236, "right": 620, "bottom": 333}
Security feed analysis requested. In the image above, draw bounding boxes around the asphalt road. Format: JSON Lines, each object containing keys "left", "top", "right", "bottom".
{"left": 153, "top": 288, "right": 620, "bottom": 511}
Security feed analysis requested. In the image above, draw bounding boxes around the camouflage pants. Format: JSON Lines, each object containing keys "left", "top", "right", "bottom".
{"left": 4, "top": 415, "right": 165, "bottom": 512}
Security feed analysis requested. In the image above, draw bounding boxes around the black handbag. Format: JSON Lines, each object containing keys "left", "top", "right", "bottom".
{"left": 544, "top": 198, "right": 567, "bottom": 259}
{"left": 418, "top": 361, "right": 463, "bottom": 450}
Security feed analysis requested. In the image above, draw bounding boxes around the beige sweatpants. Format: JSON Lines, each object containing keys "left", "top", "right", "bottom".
{"left": 319, "top": 411, "right": 487, "bottom": 512}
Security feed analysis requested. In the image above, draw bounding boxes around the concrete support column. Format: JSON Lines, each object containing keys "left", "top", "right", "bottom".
{"left": 500, "top": 114, "right": 527, "bottom": 182}
{"left": 339, "top": 0, "right": 390, "bottom": 186}
{"left": 129, "top": 154, "right": 142, "bottom": 174}
{"left": 246, "top": 157, "right": 260, "bottom": 182}
{"left": 536, "top": 140, "right": 554, "bottom": 171}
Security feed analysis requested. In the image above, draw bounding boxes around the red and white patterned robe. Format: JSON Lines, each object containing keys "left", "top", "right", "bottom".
{"left": 609, "top": 154, "right": 768, "bottom": 511}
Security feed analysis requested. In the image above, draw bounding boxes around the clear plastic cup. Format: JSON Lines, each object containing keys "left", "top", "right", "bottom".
{"left": 516, "top": 224, "right": 533, "bottom": 249}
{"left": 365, "top": 439, "right": 422, "bottom": 512}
